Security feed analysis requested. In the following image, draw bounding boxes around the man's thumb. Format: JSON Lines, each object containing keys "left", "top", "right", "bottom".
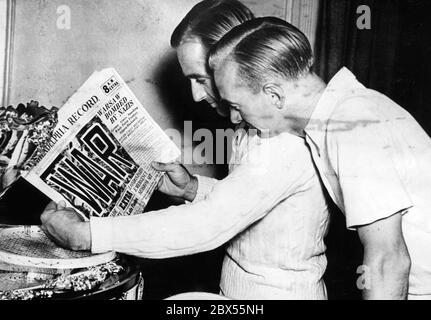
{"left": 152, "top": 161, "right": 175, "bottom": 172}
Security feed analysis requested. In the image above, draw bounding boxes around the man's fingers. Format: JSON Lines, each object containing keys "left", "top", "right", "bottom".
{"left": 40, "top": 225, "right": 54, "bottom": 240}
{"left": 40, "top": 225, "right": 62, "bottom": 247}
{"left": 57, "top": 200, "right": 67, "bottom": 209}
{"left": 151, "top": 161, "right": 178, "bottom": 172}
{"left": 156, "top": 176, "right": 164, "bottom": 189}
{"left": 41, "top": 201, "right": 57, "bottom": 224}
{"left": 40, "top": 225, "right": 50, "bottom": 236}
{"left": 40, "top": 211, "right": 51, "bottom": 224}
{"left": 44, "top": 201, "right": 57, "bottom": 212}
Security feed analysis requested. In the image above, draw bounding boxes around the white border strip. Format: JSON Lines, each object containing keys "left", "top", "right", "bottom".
{"left": 0, "top": 0, "right": 7, "bottom": 105}
{"left": 2, "top": 0, "right": 15, "bottom": 107}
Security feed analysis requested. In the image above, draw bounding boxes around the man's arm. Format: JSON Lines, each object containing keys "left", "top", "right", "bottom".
{"left": 42, "top": 135, "right": 312, "bottom": 259}
{"left": 357, "top": 212, "right": 411, "bottom": 300}
{"left": 330, "top": 99, "right": 414, "bottom": 299}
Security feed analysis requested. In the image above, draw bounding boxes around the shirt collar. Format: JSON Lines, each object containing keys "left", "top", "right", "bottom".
{"left": 304, "top": 67, "right": 365, "bottom": 153}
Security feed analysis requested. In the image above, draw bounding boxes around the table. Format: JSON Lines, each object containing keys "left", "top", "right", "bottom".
{"left": 64, "top": 255, "right": 143, "bottom": 300}
{"left": 0, "top": 252, "right": 144, "bottom": 300}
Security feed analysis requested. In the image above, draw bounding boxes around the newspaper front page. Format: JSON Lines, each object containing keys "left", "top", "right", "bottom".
{"left": 24, "top": 68, "right": 180, "bottom": 220}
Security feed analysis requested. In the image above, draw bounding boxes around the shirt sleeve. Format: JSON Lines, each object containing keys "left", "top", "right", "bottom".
{"left": 330, "top": 98, "right": 413, "bottom": 229}
{"left": 90, "top": 134, "right": 315, "bottom": 258}
{"left": 190, "top": 175, "right": 219, "bottom": 203}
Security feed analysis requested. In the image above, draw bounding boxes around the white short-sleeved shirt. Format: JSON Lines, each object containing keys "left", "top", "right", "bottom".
{"left": 304, "top": 67, "right": 431, "bottom": 295}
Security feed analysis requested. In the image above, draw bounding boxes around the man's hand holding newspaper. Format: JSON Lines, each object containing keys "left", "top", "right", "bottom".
{"left": 41, "top": 201, "right": 91, "bottom": 251}
{"left": 151, "top": 161, "right": 198, "bottom": 202}
{"left": 41, "top": 160, "right": 199, "bottom": 251}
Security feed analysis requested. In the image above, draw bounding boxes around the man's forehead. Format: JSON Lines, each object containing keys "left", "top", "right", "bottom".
{"left": 214, "top": 60, "right": 246, "bottom": 96}
{"left": 215, "top": 60, "right": 240, "bottom": 85}
{"left": 178, "top": 40, "right": 205, "bottom": 56}
{"left": 177, "top": 41, "right": 208, "bottom": 76}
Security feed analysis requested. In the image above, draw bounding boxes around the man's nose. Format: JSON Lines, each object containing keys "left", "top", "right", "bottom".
{"left": 230, "top": 109, "right": 243, "bottom": 124}
{"left": 191, "top": 81, "right": 206, "bottom": 102}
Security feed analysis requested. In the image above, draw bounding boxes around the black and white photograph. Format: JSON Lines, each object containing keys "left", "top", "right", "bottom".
{"left": 0, "top": 0, "right": 430, "bottom": 309}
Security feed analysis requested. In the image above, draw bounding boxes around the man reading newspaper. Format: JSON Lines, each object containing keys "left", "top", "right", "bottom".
{"left": 40, "top": 0, "right": 331, "bottom": 300}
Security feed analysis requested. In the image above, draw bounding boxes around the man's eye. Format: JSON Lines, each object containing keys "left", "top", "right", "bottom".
{"left": 196, "top": 78, "right": 207, "bottom": 85}
{"left": 229, "top": 104, "right": 239, "bottom": 111}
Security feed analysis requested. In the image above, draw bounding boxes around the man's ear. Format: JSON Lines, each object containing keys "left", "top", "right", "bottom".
{"left": 263, "top": 83, "right": 285, "bottom": 109}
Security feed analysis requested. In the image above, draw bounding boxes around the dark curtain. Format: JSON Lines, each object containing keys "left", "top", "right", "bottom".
{"left": 315, "top": 0, "right": 431, "bottom": 134}
{"left": 315, "top": 0, "right": 431, "bottom": 300}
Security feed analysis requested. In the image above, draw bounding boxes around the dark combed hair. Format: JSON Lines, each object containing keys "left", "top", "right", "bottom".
{"left": 170, "top": 0, "right": 254, "bottom": 52}
{"left": 209, "top": 17, "right": 314, "bottom": 92}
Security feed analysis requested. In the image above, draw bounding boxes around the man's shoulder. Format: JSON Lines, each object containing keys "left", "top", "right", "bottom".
{"left": 320, "top": 90, "right": 392, "bottom": 150}
{"left": 331, "top": 88, "right": 383, "bottom": 121}
{"left": 328, "top": 88, "right": 407, "bottom": 137}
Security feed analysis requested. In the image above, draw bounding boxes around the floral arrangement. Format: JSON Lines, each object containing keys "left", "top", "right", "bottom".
{"left": 0, "top": 101, "right": 58, "bottom": 191}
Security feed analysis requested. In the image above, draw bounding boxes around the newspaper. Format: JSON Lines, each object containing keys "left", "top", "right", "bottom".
{"left": 23, "top": 68, "right": 180, "bottom": 221}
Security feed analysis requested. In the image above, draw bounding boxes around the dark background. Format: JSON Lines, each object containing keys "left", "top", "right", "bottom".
{"left": 1, "top": 0, "right": 430, "bottom": 300}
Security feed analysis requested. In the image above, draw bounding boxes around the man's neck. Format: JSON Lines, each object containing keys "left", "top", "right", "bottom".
{"left": 281, "top": 73, "right": 327, "bottom": 137}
